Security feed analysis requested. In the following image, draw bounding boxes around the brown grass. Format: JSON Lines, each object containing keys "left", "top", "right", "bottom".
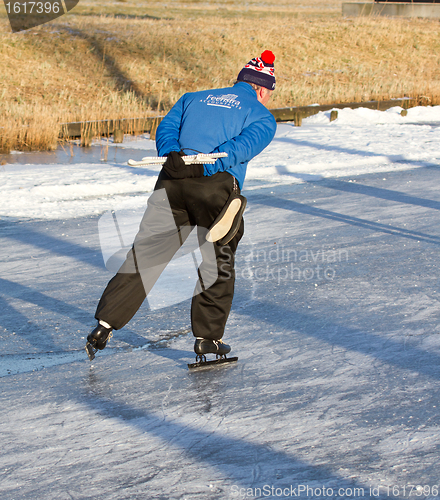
{"left": 1, "top": 0, "right": 440, "bottom": 151}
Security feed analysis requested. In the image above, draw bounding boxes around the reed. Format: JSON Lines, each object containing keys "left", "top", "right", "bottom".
{"left": 1, "top": 2, "right": 440, "bottom": 151}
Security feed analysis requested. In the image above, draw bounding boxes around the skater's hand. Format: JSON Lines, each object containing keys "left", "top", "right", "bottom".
{"left": 162, "top": 151, "right": 204, "bottom": 179}
{"left": 163, "top": 151, "right": 185, "bottom": 177}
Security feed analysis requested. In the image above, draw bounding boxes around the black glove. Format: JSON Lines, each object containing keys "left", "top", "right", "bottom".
{"left": 162, "top": 151, "right": 204, "bottom": 179}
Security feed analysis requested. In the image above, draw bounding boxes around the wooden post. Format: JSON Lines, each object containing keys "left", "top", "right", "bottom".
{"left": 81, "top": 129, "right": 93, "bottom": 147}
{"left": 330, "top": 110, "right": 338, "bottom": 122}
{"left": 113, "top": 129, "right": 124, "bottom": 143}
{"left": 294, "top": 112, "right": 302, "bottom": 127}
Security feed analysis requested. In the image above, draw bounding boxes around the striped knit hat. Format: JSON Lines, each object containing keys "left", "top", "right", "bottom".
{"left": 237, "top": 50, "right": 276, "bottom": 90}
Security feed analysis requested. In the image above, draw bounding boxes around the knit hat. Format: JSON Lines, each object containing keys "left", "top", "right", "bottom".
{"left": 237, "top": 50, "right": 276, "bottom": 90}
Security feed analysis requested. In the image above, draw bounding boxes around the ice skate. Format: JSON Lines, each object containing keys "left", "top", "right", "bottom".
{"left": 85, "top": 322, "right": 113, "bottom": 361}
{"left": 194, "top": 338, "right": 231, "bottom": 356}
{"left": 206, "top": 192, "right": 247, "bottom": 245}
{"left": 188, "top": 338, "right": 238, "bottom": 369}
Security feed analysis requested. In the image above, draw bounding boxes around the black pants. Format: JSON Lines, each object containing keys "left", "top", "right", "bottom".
{"left": 95, "top": 171, "right": 244, "bottom": 340}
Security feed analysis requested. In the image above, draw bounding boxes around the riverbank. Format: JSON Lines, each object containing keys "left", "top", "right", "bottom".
{"left": 1, "top": 0, "right": 440, "bottom": 152}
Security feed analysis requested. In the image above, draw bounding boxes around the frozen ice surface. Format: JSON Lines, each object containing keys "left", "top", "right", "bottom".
{"left": 1, "top": 108, "right": 440, "bottom": 499}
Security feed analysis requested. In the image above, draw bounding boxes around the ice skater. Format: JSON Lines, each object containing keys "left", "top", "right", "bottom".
{"left": 86, "top": 50, "right": 278, "bottom": 365}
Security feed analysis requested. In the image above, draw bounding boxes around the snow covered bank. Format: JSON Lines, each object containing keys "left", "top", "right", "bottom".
{"left": 1, "top": 106, "right": 440, "bottom": 221}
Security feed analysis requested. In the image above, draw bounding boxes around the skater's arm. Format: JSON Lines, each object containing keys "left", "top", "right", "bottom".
{"left": 155, "top": 97, "right": 185, "bottom": 156}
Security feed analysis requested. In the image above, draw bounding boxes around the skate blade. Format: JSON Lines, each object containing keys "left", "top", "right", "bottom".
{"left": 206, "top": 198, "right": 242, "bottom": 243}
{"left": 85, "top": 342, "right": 96, "bottom": 361}
{"left": 188, "top": 356, "right": 238, "bottom": 370}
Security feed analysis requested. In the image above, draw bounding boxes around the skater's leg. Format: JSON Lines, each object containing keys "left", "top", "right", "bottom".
{"left": 94, "top": 266, "right": 147, "bottom": 330}
{"left": 191, "top": 218, "right": 244, "bottom": 341}
{"left": 177, "top": 172, "right": 243, "bottom": 343}
{"left": 95, "top": 182, "right": 191, "bottom": 330}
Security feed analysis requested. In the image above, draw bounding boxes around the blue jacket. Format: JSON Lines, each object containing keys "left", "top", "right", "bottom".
{"left": 155, "top": 82, "right": 277, "bottom": 189}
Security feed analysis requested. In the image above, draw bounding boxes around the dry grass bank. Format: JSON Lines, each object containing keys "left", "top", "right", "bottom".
{"left": 1, "top": 0, "right": 440, "bottom": 151}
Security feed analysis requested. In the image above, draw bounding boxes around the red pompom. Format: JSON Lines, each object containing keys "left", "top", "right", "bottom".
{"left": 261, "top": 50, "right": 275, "bottom": 64}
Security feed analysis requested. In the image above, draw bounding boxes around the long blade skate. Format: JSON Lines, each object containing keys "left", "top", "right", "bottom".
{"left": 128, "top": 152, "right": 227, "bottom": 167}
{"left": 187, "top": 354, "right": 238, "bottom": 370}
{"left": 85, "top": 342, "right": 97, "bottom": 361}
